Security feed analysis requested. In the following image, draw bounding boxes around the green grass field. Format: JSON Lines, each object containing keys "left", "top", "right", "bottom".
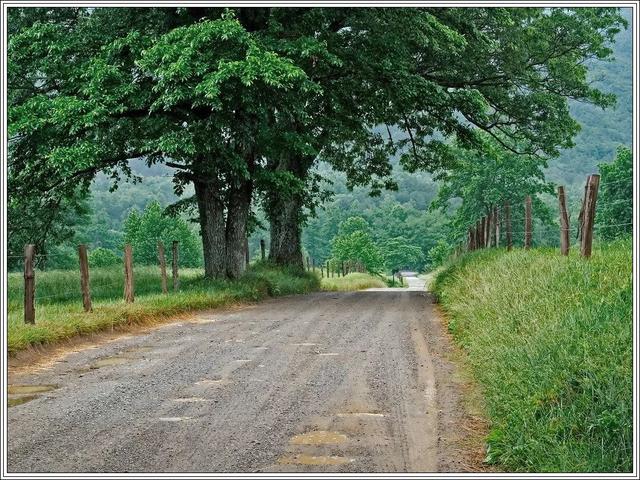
{"left": 8, "top": 263, "right": 319, "bottom": 354}
{"left": 432, "top": 239, "right": 632, "bottom": 472}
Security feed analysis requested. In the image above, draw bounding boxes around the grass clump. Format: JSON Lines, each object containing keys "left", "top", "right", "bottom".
{"left": 8, "top": 263, "right": 319, "bottom": 354}
{"left": 432, "top": 239, "right": 632, "bottom": 472}
{"left": 321, "top": 272, "right": 386, "bottom": 291}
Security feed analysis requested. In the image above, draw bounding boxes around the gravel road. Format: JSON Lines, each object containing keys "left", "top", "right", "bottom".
{"left": 8, "top": 282, "right": 476, "bottom": 473}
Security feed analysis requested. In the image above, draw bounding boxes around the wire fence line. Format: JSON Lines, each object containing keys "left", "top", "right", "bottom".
{"left": 460, "top": 173, "right": 631, "bottom": 257}
{"left": 11, "top": 241, "right": 193, "bottom": 323}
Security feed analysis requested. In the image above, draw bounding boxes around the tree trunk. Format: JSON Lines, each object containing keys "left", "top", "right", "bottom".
{"left": 194, "top": 181, "right": 226, "bottom": 279}
{"left": 225, "top": 178, "right": 252, "bottom": 279}
{"left": 266, "top": 154, "right": 313, "bottom": 271}
{"left": 269, "top": 193, "right": 304, "bottom": 270}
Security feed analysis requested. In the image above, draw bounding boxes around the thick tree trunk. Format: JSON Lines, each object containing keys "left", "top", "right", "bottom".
{"left": 225, "top": 178, "right": 252, "bottom": 279}
{"left": 266, "top": 154, "right": 313, "bottom": 271}
{"left": 269, "top": 193, "right": 304, "bottom": 270}
{"left": 194, "top": 181, "right": 226, "bottom": 279}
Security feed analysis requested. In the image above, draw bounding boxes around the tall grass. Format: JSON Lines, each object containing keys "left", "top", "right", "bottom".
{"left": 8, "top": 263, "right": 319, "bottom": 354}
{"left": 321, "top": 272, "right": 387, "bottom": 291}
{"left": 432, "top": 239, "right": 632, "bottom": 472}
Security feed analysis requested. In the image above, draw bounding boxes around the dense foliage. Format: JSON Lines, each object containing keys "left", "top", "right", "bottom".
{"left": 596, "top": 146, "right": 633, "bottom": 240}
{"left": 123, "top": 201, "right": 203, "bottom": 267}
{"left": 8, "top": 7, "right": 627, "bottom": 278}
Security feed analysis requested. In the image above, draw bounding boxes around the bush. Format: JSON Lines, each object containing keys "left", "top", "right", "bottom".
{"left": 89, "top": 247, "right": 121, "bottom": 267}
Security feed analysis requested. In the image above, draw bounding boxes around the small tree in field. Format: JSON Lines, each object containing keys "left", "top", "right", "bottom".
{"left": 123, "top": 201, "right": 202, "bottom": 267}
{"left": 330, "top": 217, "right": 384, "bottom": 274}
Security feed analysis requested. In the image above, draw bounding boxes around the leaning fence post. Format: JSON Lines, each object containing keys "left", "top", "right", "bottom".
{"left": 504, "top": 201, "right": 512, "bottom": 251}
{"left": 78, "top": 244, "right": 92, "bottom": 312}
{"left": 172, "top": 240, "right": 179, "bottom": 291}
{"left": 123, "top": 244, "right": 134, "bottom": 303}
{"left": 558, "top": 186, "right": 570, "bottom": 256}
{"left": 524, "top": 196, "right": 532, "bottom": 249}
{"left": 580, "top": 174, "right": 600, "bottom": 258}
{"left": 158, "top": 241, "right": 168, "bottom": 294}
{"left": 24, "top": 244, "right": 36, "bottom": 324}
{"left": 260, "top": 239, "right": 266, "bottom": 261}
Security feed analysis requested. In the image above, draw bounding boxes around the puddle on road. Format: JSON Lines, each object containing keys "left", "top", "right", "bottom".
{"left": 90, "top": 356, "right": 131, "bottom": 369}
{"left": 8, "top": 384, "right": 58, "bottom": 395}
{"left": 123, "top": 346, "right": 155, "bottom": 354}
{"left": 290, "top": 431, "right": 348, "bottom": 445}
{"left": 8, "top": 395, "right": 39, "bottom": 407}
{"left": 278, "top": 454, "right": 354, "bottom": 466}
{"left": 336, "top": 412, "right": 385, "bottom": 418}
{"left": 195, "top": 377, "right": 228, "bottom": 386}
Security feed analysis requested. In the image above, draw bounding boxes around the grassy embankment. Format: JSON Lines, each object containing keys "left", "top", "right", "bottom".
{"left": 8, "top": 263, "right": 319, "bottom": 354}
{"left": 432, "top": 239, "right": 632, "bottom": 472}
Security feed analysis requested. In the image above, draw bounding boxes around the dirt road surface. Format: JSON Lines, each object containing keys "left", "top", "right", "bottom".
{"left": 7, "top": 280, "right": 481, "bottom": 473}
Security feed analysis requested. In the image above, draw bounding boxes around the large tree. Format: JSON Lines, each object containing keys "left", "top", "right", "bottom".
{"left": 8, "top": 7, "right": 626, "bottom": 275}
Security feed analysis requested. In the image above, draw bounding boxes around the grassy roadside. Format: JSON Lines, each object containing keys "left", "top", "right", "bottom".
{"left": 432, "top": 239, "right": 632, "bottom": 472}
{"left": 8, "top": 264, "right": 319, "bottom": 354}
{"left": 320, "top": 272, "right": 387, "bottom": 291}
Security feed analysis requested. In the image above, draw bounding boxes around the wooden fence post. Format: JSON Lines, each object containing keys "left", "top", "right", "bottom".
{"left": 580, "top": 174, "right": 600, "bottom": 258}
{"left": 524, "top": 196, "right": 532, "bottom": 249}
{"left": 24, "top": 244, "right": 35, "bottom": 324}
{"left": 577, "top": 176, "right": 589, "bottom": 243}
{"left": 158, "top": 242, "right": 168, "bottom": 294}
{"left": 78, "top": 244, "right": 92, "bottom": 312}
{"left": 504, "top": 201, "right": 512, "bottom": 251}
{"left": 494, "top": 206, "right": 500, "bottom": 248}
{"left": 123, "top": 244, "right": 134, "bottom": 303}
{"left": 260, "top": 239, "right": 266, "bottom": 261}
{"left": 558, "top": 186, "right": 570, "bottom": 256}
{"left": 172, "top": 240, "right": 179, "bottom": 291}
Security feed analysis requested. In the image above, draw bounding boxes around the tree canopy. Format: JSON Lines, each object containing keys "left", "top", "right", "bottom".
{"left": 7, "top": 7, "right": 627, "bottom": 276}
